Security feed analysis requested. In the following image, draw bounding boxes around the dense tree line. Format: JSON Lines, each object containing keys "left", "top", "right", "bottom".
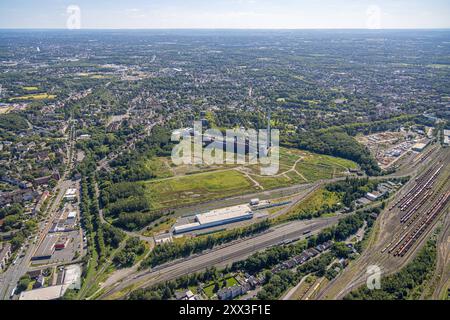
{"left": 113, "top": 237, "right": 145, "bottom": 268}
{"left": 100, "top": 182, "right": 146, "bottom": 206}
{"left": 114, "top": 211, "right": 164, "bottom": 231}
{"left": 79, "top": 176, "right": 96, "bottom": 275}
{"left": 108, "top": 126, "right": 174, "bottom": 183}
{"left": 129, "top": 267, "right": 221, "bottom": 300}
{"left": 102, "top": 223, "right": 126, "bottom": 249}
{"left": 106, "top": 197, "right": 150, "bottom": 217}
{"left": 99, "top": 181, "right": 163, "bottom": 231}
{"left": 0, "top": 113, "right": 29, "bottom": 131}
{"left": 322, "top": 115, "right": 417, "bottom": 137}
{"left": 80, "top": 172, "right": 125, "bottom": 268}
{"left": 326, "top": 177, "right": 378, "bottom": 208}
{"left": 308, "top": 213, "right": 365, "bottom": 247}
{"left": 257, "top": 270, "right": 296, "bottom": 300}
{"left": 345, "top": 237, "right": 437, "bottom": 300}
{"left": 292, "top": 130, "right": 381, "bottom": 176}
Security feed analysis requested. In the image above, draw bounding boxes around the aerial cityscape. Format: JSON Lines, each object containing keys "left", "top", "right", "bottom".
{"left": 0, "top": 0, "right": 449, "bottom": 308}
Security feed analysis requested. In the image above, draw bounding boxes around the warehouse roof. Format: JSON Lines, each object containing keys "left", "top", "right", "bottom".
{"left": 33, "top": 235, "right": 57, "bottom": 259}
{"left": 412, "top": 142, "right": 427, "bottom": 150}
{"left": 174, "top": 222, "right": 201, "bottom": 233}
{"left": 65, "top": 188, "right": 76, "bottom": 196}
{"left": 196, "top": 204, "right": 252, "bottom": 225}
{"left": 67, "top": 211, "right": 77, "bottom": 219}
{"left": 19, "top": 285, "right": 66, "bottom": 300}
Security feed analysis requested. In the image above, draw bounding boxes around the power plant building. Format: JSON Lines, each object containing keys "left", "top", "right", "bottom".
{"left": 174, "top": 205, "right": 253, "bottom": 234}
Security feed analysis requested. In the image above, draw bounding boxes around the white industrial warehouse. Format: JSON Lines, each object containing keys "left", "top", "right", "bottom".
{"left": 174, "top": 204, "right": 253, "bottom": 234}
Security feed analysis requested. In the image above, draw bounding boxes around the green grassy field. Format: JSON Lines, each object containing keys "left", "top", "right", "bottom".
{"left": 9, "top": 93, "right": 56, "bottom": 101}
{"left": 138, "top": 147, "right": 356, "bottom": 211}
{"left": 143, "top": 169, "right": 257, "bottom": 210}
{"left": 142, "top": 157, "right": 174, "bottom": 179}
{"left": 276, "top": 188, "right": 342, "bottom": 222}
{"left": 295, "top": 152, "right": 357, "bottom": 181}
{"left": 247, "top": 148, "right": 357, "bottom": 189}
{"left": 251, "top": 172, "right": 305, "bottom": 190}
{"left": 22, "top": 86, "right": 39, "bottom": 91}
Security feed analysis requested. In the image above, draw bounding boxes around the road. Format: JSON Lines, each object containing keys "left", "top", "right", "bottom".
{"left": 0, "top": 174, "right": 76, "bottom": 300}
{"left": 99, "top": 214, "right": 346, "bottom": 300}
{"left": 0, "top": 117, "right": 77, "bottom": 300}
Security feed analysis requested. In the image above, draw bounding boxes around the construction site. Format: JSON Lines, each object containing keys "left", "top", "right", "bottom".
{"left": 357, "top": 129, "right": 431, "bottom": 169}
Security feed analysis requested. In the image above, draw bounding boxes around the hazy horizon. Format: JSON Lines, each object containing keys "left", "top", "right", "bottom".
{"left": 1, "top": 0, "right": 449, "bottom": 29}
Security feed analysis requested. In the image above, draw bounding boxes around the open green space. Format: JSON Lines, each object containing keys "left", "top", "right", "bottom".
{"left": 105, "top": 147, "right": 357, "bottom": 219}
{"left": 9, "top": 93, "right": 56, "bottom": 101}
{"left": 295, "top": 153, "right": 357, "bottom": 181}
{"left": 143, "top": 169, "right": 257, "bottom": 210}
{"left": 276, "top": 188, "right": 342, "bottom": 222}
{"left": 22, "top": 86, "right": 39, "bottom": 91}
{"left": 142, "top": 157, "right": 174, "bottom": 179}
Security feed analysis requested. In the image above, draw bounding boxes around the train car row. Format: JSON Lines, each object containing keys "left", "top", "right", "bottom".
{"left": 386, "top": 191, "right": 448, "bottom": 255}
{"left": 399, "top": 164, "right": 443, "bottom": 211}
{"left": 400, "top": 190, "right": 433, "bottom": 224}
{"left": 393, "top": 191, "right": 450, "bottom": 257}
{"left": 384, "top": 175, "right": 449, "bottom": 254}
{"left": 388, "top": 161, "right": 443, "bottom": 212}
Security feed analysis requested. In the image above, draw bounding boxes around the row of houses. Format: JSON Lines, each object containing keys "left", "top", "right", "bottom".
{"left": 0, "top": 188, "right": 38, "bottom": 206}
{"left": 272, "top": 240, "right": 333, "bottom": 274}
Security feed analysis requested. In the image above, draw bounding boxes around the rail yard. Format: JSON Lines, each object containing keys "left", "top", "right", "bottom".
{"left": 384, "top": 151, "right": 450, "bottom": 258}
{"left": 316, "top": 147, "right": 450, "bottom": 300}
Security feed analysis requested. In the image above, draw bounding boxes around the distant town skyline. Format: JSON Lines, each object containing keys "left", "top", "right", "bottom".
{"left": 0, "top": 0, "right": 450, "bottom": 29}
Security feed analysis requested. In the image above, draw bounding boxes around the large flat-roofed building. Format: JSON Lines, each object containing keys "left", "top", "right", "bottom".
{"left": 63, "top": 188, "right": 77, "bottom": 202}
{"left": 67, "top": 211, "right": 77, "bottom": 220}
{"left": 19, "top": 284, "right": 65, "bottom": 300}
{"left": 412, "top": 142, "right": 427, "bottom": 152}
{"left": 19, "top": 264, "right": 81, "bottom": 300}
{"left": 174, "top": 204, "right": 253, "bottom": 234}
{"left": 32, "top": 235, "right": 58, "bottom": 261}
{"left": 174, "top": 222, "right": 202, "bottom": 234}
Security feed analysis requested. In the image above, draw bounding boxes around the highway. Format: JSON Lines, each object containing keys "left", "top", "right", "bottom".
{"left": 99, "top": 214, "right": 345, "bottom": 299}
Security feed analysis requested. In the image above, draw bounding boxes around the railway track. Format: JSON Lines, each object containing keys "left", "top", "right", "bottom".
{"left": 383, "top": 151, "right": 450, "bottom": 257}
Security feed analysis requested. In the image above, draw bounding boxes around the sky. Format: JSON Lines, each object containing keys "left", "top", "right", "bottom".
{"left": 0, "top": 0, "right": 449, "bottom": 29}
